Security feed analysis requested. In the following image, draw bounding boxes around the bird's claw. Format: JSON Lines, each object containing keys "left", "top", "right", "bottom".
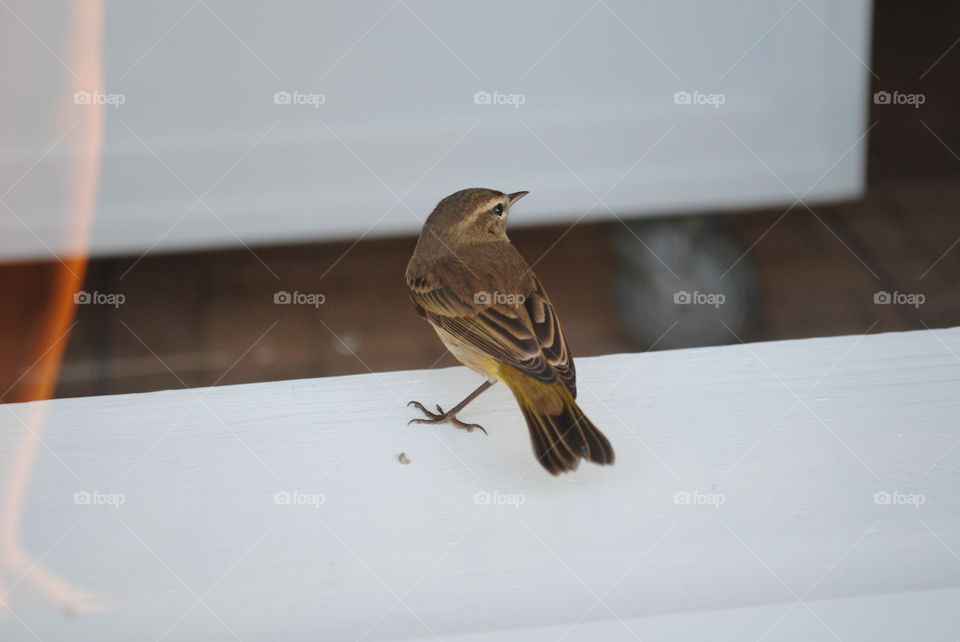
{"left": 406, "top": 400, "right": 487, "bottom": 435}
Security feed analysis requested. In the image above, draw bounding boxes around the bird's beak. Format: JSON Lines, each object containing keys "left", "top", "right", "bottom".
{"left": 508, "top": 191, "right": 529, "bottom": 205}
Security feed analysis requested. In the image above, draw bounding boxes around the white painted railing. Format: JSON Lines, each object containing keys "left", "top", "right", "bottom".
{"left": 1, "top": 327, "right": 959, "bottom": 640}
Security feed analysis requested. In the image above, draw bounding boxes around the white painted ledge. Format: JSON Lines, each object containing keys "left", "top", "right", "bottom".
{"left": 1, "top": 328, "right": 959, "bottom": 641}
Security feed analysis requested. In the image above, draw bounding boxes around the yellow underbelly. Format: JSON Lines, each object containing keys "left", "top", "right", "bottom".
{"left": 432, "top": 324, "right": 500, "bottom": 381}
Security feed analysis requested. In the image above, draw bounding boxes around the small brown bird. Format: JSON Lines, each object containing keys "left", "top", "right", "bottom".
{"left": 405, "top": 188, "right": 615, "bottom": 474}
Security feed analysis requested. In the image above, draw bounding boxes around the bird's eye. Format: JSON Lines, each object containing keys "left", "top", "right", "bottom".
{"left": 492, "top": 203, "right": 504, "bottom": 217}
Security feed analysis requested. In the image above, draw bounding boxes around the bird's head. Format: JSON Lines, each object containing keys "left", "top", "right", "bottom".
{"left": 423, "top": 188, "right": 529, "bottom": 245}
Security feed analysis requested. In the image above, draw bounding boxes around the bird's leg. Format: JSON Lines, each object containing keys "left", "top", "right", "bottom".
{"left": 408, "top": 380, "right": 494, "bottom": 434}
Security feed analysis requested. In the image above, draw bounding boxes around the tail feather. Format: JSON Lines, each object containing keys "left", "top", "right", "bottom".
{"left": 502, "top": 368, "right": 615, "bottom": 475}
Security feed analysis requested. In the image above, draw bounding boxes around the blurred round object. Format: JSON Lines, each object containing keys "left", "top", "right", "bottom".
{"left": 611, "top": 216, "right": 761, "bottom": 350}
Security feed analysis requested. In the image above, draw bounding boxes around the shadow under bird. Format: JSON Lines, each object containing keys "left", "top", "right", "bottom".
{"left": 405, "top": 188, "right": 615, "bottom": 474}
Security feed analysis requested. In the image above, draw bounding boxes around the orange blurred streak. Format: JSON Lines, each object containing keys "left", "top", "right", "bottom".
{"left": 1, "top": 0, "right": 107, "bottom": 617}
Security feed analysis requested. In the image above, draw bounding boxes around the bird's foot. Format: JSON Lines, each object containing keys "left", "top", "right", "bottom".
{"left": 406, "top": 401, "right": 487, "bottom": 435}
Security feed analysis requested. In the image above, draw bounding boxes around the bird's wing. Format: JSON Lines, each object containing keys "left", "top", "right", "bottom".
{"left": 408, "top": 262, "right": 576, "bottom": 395}
{"left": 525, "top": 277, "right": 577, "bottom": 396}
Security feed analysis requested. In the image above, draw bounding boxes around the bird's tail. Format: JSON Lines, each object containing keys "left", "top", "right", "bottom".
{"left": 499, "top": 367, "right": 615, "bottom": 475}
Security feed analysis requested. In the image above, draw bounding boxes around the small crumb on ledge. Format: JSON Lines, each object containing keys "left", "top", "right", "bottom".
{"left": 398, "top": 452, "right": 411, "bottom": 465}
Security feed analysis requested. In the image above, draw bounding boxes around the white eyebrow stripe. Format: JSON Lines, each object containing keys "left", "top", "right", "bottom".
{"left": 485, "top": 196, "right": 505, "bottom": 210}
